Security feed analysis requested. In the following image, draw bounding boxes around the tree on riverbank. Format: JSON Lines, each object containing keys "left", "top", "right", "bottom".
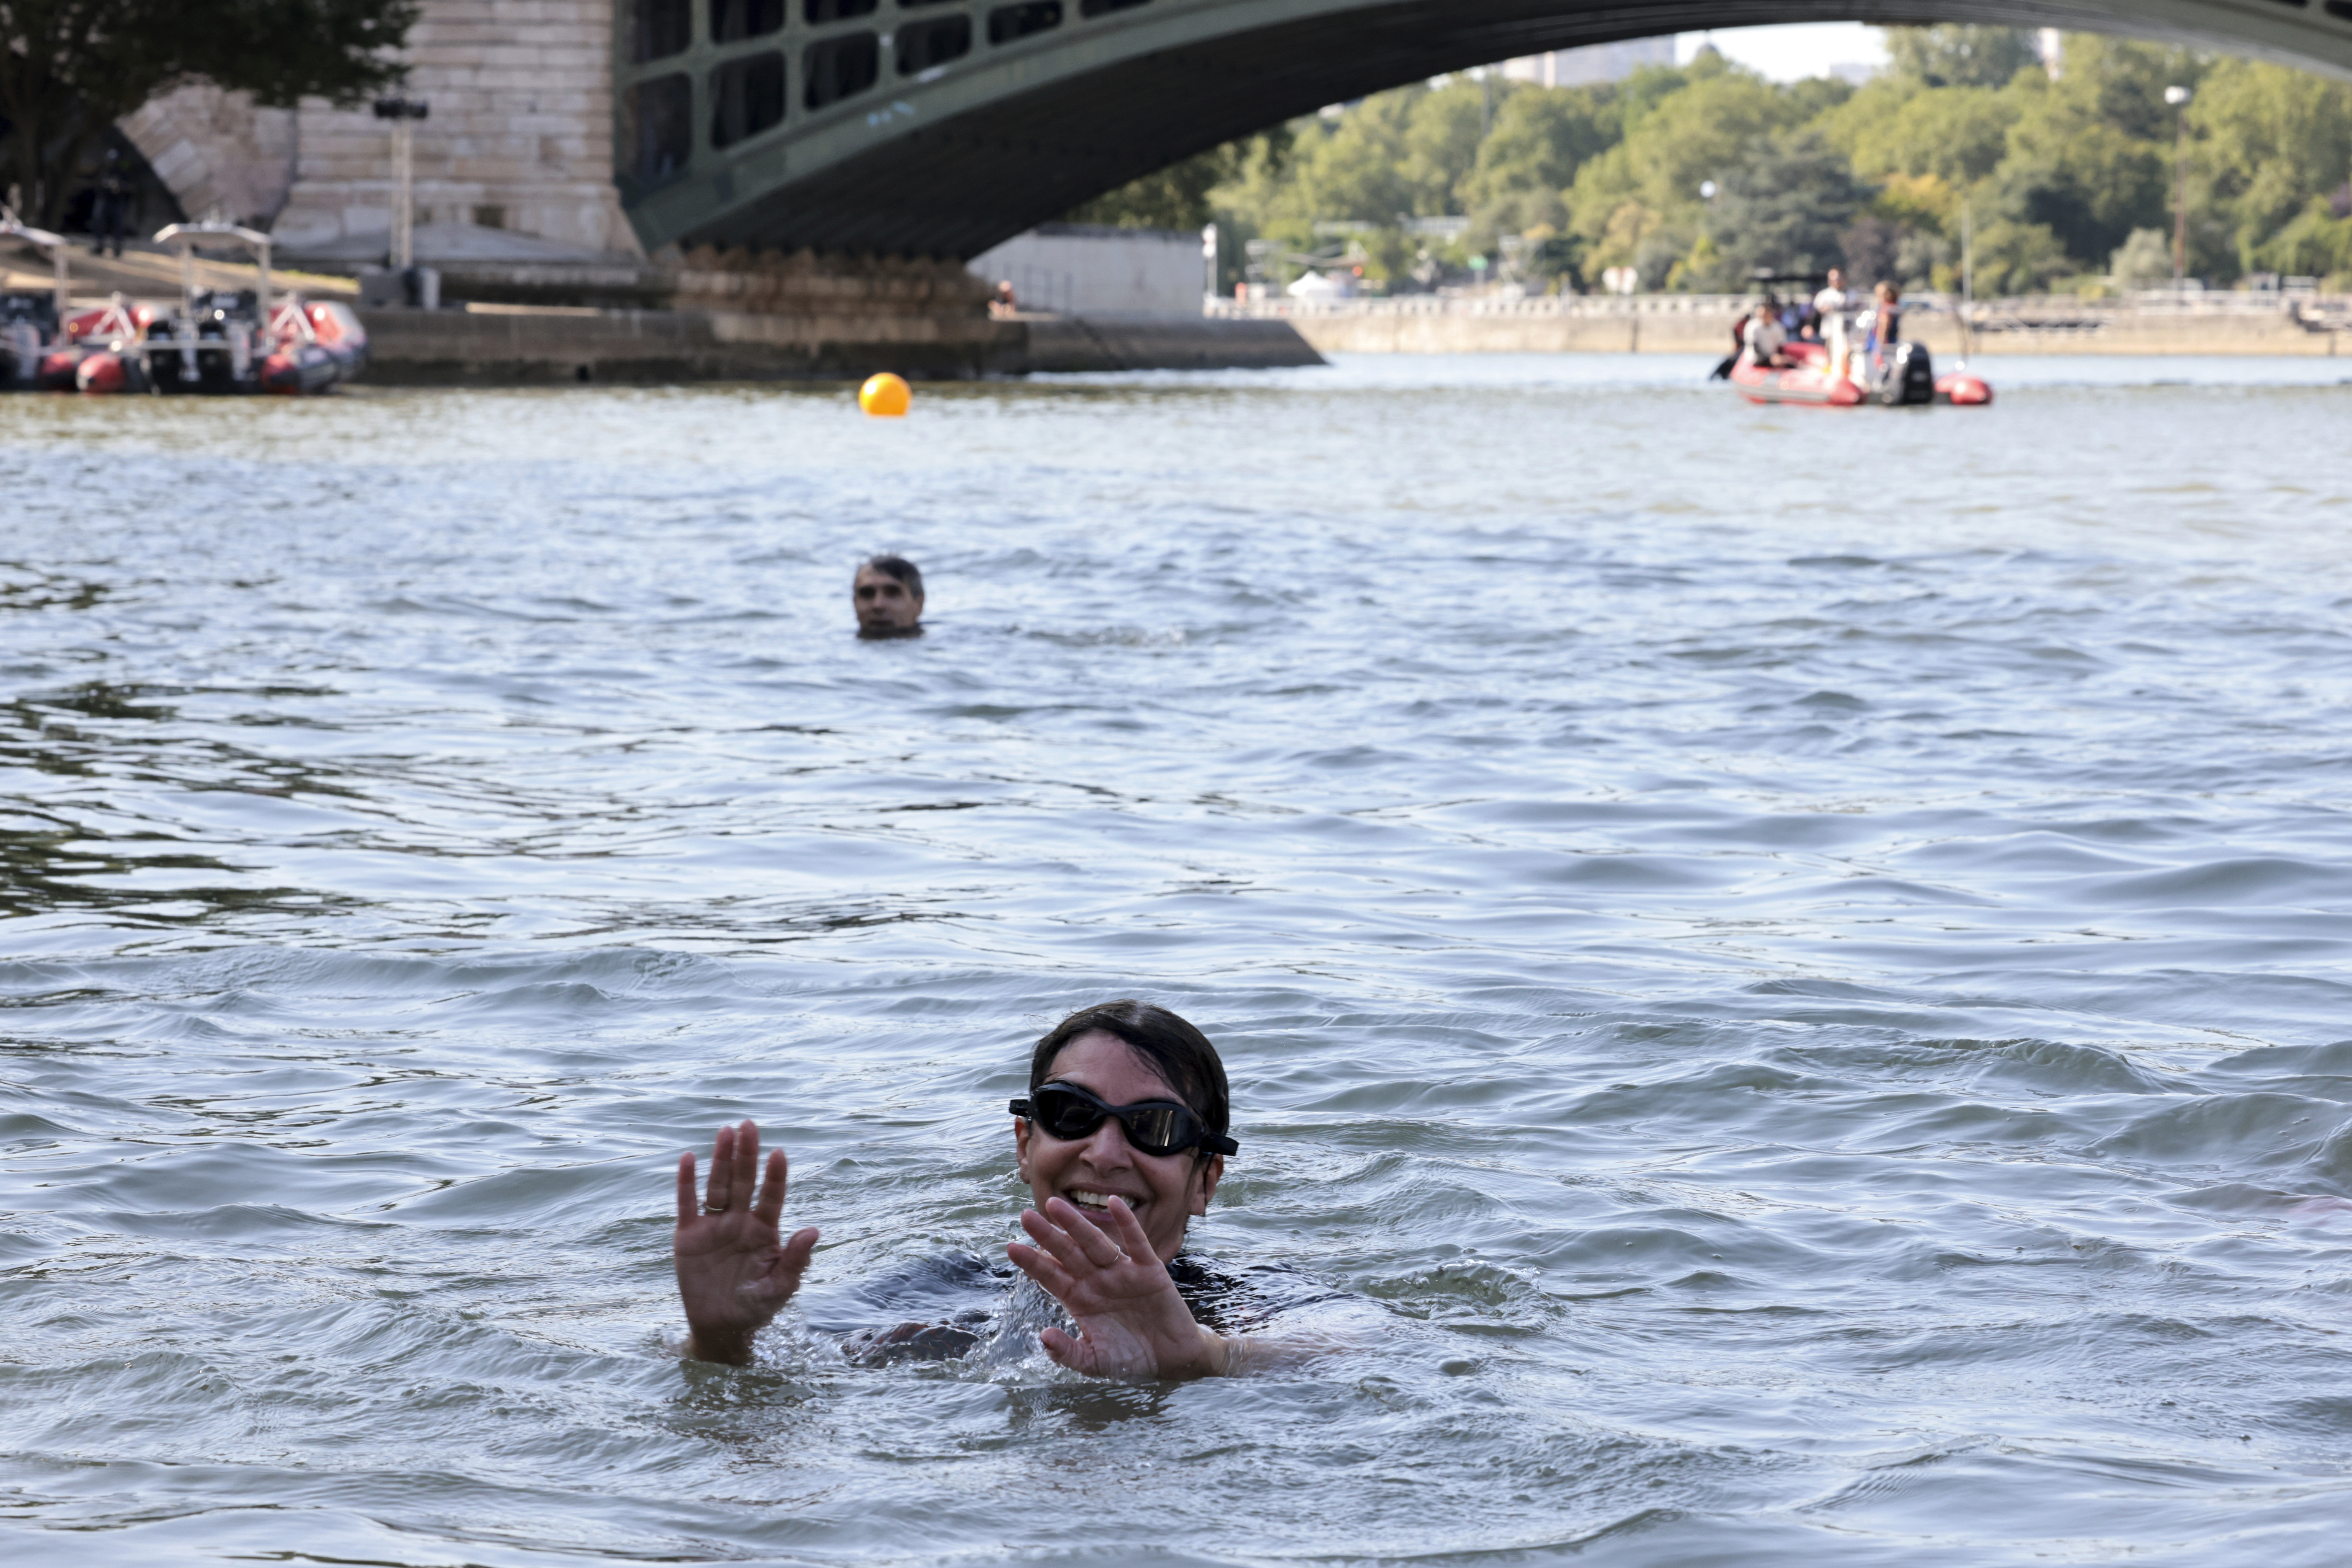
{"left": 0, "top": 0, "right": 416, "bottom": 229}
{"left": 1072, "top": 26, "right": 2352, "bottom": 295}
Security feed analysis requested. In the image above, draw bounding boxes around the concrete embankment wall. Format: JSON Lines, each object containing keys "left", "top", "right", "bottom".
{"left": 355, "top": 307, "right": 1024, "bottom": 384}
{"left": 1284, "top": 309, "right": 2348, "bottom": 358}
{"left": 355, "top": 308, "right": 1320, "bottom": 383}
{"left": 1023, "top": 316, "right": 1322, "bottom": 371}
{"left": 1290, "top": 312, "right": 1732, "bottom": 356}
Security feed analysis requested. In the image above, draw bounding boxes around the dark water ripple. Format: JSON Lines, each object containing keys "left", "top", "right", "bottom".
{"left": 2, "top": 356, "right": 2351, "bottom": 1565}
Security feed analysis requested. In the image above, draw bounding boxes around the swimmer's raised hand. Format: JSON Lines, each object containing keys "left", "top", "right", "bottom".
{"left": 1008, "top": 1195, "right": 1228, "bottom": 1379}
{"left": 673, "top": 1119, "right": 819, "bottom": 1366}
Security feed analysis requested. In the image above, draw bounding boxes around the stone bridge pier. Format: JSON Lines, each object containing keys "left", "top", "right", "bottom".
{"left": 124, "top": 1, "right": 644, "bottom": 300}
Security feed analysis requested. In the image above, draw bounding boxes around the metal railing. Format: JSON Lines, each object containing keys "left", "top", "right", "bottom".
{"left": 1204, "top": 289, "right": 2352, "bottom": 328}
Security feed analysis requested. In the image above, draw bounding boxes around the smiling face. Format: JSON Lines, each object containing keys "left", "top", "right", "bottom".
{"left": 853, "top": 565, "right": 923, "bottom": 636}
{"left": 1014, "top": 1029, "right": 1223, "bottom": 1264}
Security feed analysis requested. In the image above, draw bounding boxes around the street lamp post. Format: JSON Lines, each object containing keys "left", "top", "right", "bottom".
{"left": 373, "top": 97, "right": 431, "bottom": 272}
{"left": 2164, "top": 85, "right": 2193, "bottom": 289}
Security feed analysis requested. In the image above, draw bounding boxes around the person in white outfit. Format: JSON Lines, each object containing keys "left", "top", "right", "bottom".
{"left": 1813, "top": 267, "right": 1852, "bottom": 382}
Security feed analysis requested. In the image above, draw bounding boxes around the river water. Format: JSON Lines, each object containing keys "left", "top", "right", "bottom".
{"left": 4, "top": 353, "right": 2351, "bottom": 1565}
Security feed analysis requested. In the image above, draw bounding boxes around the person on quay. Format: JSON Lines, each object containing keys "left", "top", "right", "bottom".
{"left": 91, "top": 150, "right": 130, "bottom": 260}
{"left": 671, "top": 1000, "right": 1336, "bottom": 1377}
{"left": 852, "top": 554, "right": 924, "bottom": 638}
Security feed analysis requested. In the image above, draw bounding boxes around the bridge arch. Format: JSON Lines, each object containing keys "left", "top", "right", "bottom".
{"left": 614, "top": 1, "right": 2352, "bottom": 259}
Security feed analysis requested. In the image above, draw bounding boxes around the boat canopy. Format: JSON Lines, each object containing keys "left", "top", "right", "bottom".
{"left": 154, "top": 220, "right": 273, "bottom": 327}
{"left": 0, "top": 211, "right": 71, "bottom": 317}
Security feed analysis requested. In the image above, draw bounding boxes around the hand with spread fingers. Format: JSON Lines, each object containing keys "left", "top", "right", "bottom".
{"left": 673, "top": 1119, "right": 819, "bottom": 1366}
{"left": 1008, "top": 1194, "right": 1227, "bottom": 1379}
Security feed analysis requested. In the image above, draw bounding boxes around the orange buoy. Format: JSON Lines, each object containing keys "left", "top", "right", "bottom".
{"left": 858, "top": 372, "right": 911, "bottom": 417}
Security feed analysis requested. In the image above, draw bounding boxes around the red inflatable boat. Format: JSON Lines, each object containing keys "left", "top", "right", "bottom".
{"left": 0, "top": 214, "right": 72, "bottom": 389}
{"left": 5, "top": 217, "right": 366, "bottom": 396}
{"left": 1728, "top": 337, "right": 1991, "bottom": 408}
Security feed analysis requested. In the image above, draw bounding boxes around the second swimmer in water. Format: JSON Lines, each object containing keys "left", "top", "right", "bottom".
{"left": 671, "top": 1000, "right": 1337, "bottom": 1377}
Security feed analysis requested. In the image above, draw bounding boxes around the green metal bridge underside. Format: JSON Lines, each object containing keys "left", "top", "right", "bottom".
{"left": 621, "top": 0, "right": 2352, "bottom": 260}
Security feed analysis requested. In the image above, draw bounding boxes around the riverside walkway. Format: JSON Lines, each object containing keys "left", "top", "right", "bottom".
{"left": 1210, "top": 290, "right": 2352, "bottom": 357}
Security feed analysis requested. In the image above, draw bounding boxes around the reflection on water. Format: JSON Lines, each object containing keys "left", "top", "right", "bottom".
{"left": 2, "top": 356, "right": 2351, "bottom": 1566}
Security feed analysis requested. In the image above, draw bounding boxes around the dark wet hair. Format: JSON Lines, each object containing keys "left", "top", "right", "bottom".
{"left": 1029, "top": 1001, "right": 1231, "bottom": 1156}
{"left": 862, "top": 554, "right": 923, "bottom": 598}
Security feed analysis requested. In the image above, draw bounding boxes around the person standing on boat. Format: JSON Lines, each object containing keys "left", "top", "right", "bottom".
{"left": 1813, "top": 267, "right": 1852, "bottom": 382}
{"left": 1861, "top": 280, "right": 1901, "bottom": 379}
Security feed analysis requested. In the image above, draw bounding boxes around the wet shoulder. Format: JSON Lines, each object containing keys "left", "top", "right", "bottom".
{"left": 1169, "top": 1254, "right": 1357, "bottom": 1334}
{"left": 796, "top": 1249, "right": 1011, "bottom": 1339}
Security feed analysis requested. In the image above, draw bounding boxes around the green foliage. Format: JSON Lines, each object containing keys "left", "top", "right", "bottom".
{"left": 1826, "top": 80, "right": 2017, "bottom": 185}
{"left": 1698, "top": 129, "right": 1875, "bottom": 287}
{"left": 1994, "top": 105, "right": 2168, "bottom": 266}
{"left": 0, "top": 0, "right": 415, "bottom": 225}
{"left": 1457, "top": 85, "right": 1617, "bottom": 212}
{"left": 1970, "top": 216, "right": 2070, "bottom": 294}
{"left": 2109, "top": 227, "right": 2173, "bottom": 286}
{"left": 1066, "top": 144, "right": 1250, "bottom": 232}
{"left": 1884, "top": 26, "right": 2040, "bottom": 89}
{"left": 2254, "top": 197, "right": 2352, "bottom": 278}
{"left": 1141, "top": 30, "right": 2352, "bottom": 297}
{"left": 2192, "top": 55, "right": 2352, "bottom": 270}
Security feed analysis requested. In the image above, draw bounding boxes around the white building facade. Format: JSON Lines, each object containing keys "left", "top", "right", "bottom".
{"left": 1499, "top": 36, "right": 1676, "bottom": 89}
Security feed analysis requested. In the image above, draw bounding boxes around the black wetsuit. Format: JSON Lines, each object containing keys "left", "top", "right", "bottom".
{"left": 796, "top": 1251, "right": 1350, "bottom": 1367}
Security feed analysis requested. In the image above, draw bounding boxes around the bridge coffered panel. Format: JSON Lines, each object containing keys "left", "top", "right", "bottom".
{"left": 610, "top": 0, "right": 2352, "bottom": 260}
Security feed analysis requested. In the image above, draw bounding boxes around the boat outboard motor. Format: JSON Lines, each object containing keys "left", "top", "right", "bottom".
{"left": 0, "top": 291, "right": 57, "bottom": 388}
{"left": 1874, "top": 340, "right": 1937, "bottom": 406}
{"left": 150, "top": 288, "right": 261, "bottom": 394}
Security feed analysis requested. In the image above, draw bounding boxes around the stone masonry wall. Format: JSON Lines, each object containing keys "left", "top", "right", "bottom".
{"left": 266, "top": 0, "right": 639, "bottom": 260}
{"left": 121, "top": 87, "right": 299, "bottom": 229}
{"left": 669, "top": 247, "right": 997, "bottom": 320}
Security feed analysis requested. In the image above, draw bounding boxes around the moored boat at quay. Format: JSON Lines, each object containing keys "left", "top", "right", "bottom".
{"left": 0, "top": 214, "right": 71, "bottom": 389}
{"left": 0, "top": 217, "right": 366, "bottom": 396}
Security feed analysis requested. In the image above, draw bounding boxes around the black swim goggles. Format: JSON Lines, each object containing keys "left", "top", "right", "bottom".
{"left": 1009, "top": 1081, "right": 1238, "bottom": 1158}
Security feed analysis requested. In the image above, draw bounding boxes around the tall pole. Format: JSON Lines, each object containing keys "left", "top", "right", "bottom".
{"left": 1960, "top": 199, "right": 1975, "bottom": 365}
{"left": 2165, "top": 85, "right": 2193, "bottom": 289}
{"left": 395, "top": 120, "right": 414, "bottom": 270}
{"left": 374, "top": 97, "right": 430, "bottom": 275}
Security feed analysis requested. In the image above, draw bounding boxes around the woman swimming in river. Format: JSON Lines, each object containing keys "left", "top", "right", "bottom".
{"left": 673, "top": 999, "right": 1321, "bottom": 1377}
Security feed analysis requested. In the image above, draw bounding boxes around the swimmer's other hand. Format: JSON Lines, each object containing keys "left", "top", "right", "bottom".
{"left": 673, "top": 1119, "right": 818, "bottom": 1367}
{"left": 1007, "top": 1195, "right": 1228, "bottom": 1380}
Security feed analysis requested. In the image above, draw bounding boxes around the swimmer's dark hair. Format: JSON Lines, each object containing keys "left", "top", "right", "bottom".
{"left": 863, "top": 554, "right": 923, "bottom": 598}
{"left": 1031, "top": 1001, "right": 1231, "bottom": 1156}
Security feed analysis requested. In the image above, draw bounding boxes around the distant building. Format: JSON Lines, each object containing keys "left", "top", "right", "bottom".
{"left": 2037, "top": 27, "right": 2066, "bottom": 78}
{"left": 968, "top": 224, "right": 1208, "bottom": 318}
{"left": 1500, "top": 36, "right": 1676, "bottom": 89}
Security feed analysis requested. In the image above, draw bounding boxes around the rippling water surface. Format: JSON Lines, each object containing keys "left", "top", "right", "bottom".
{"left": 5, "top": 354, "right": 2352, "bottom": 1565}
